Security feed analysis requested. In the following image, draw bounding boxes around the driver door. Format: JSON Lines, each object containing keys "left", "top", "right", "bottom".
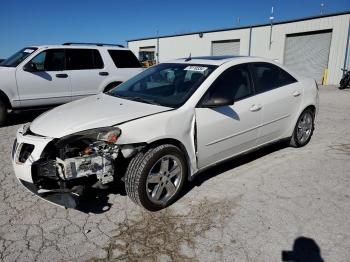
{"left": 195, "top": 64, "right": 262, "bottom": 169}
{"left": 16, "top": 49, "right": 72, "bottom": 107}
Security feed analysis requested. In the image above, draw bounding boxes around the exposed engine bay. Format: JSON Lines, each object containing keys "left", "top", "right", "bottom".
{"left": 29, "top": 127, "right": 135, "bottom": 201}
{"left": 55, "top": 142, "right": 117, "bottom": 184}
{"left": 33, "top": 142, "right": 118, "bottom": 190}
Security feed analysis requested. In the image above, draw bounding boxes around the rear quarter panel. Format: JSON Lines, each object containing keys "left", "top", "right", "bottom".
{"left": 284, "top": 77, "right": 319, "bottom": 138}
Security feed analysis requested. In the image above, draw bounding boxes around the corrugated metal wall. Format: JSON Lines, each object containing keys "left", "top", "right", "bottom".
{"left": 211, "top": 40, "right": 240, "bottom": 56}
{"left": 128, "top": 13, "right": 350, "bottom": 85}
{"left": 284, "top": 30, "right": 332, "bottom": 83}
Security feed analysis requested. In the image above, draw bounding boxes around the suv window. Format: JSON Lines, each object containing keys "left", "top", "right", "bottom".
{"left": 250, "top": 62, "right": 297, "bottom": 93}
{"left": 66, "top": 49, "right": 103, "bottom": 70}
{"left": 203, "top": 64, "right": 253, "bottom": 103}
{"left": 108, "top": 50, "right": 141, "bottom": 68}
{"left": 29, "top": 49, "right": 65, "bottom": 71}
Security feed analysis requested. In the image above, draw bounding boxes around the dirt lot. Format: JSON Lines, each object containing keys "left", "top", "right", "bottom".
{"left": 0, "top": 86, "right": 349, "bottom": 261}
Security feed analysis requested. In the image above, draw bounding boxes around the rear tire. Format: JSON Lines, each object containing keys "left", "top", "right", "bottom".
{"left": 0, "top": 99, "right": 7, "bottom": 126}
{"left": 339, "top": 75, "right": 350, "bottom": 90}
{"left": 125, "top": 144, "right": 187, "bottom": 211}
{"left": 289, "top": 108, "right": 315, "bottom": 148}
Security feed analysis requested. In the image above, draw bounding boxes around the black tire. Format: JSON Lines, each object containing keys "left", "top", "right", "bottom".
{"left": 0, "top": 99, "right": 7, "bottom": 126}
{"left": 125, "top": 144, "right": 187, "bottom": 211}
{"left": 339, "top": 77, "right": 349, "bottom": 89}
{"left": 103, "top": 82, "right": 122, "bottom": 93}
{"left": 289, "top": 108, "right": 315, "bottom": 148}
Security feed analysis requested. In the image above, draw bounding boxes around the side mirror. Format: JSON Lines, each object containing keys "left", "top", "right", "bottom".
{"left": 23, "top": 62, "right": 38, "bottom": 72}
{"left": 201, "top": 96, "right": 235, "bottom": 108}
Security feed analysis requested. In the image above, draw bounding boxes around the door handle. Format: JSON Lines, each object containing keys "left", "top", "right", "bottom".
{"left": 293, "top": 90, "right": 301, "bottom": 97}
{"left": 99, "top": 72, "right": 109, "bottom": 76}
{"left": 56, "top": 73, "right": 68, "bottom": 78}
{"left": 250, "top": 104, "right": 262, "bottom": 112}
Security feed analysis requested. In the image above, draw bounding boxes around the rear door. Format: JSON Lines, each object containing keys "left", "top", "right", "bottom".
{"left": 249, "top": 62, "right": 302, "bottom": 145}
{"left": 16, "top": 48, "right": 71, "bottom": 107}
{"left": 66, "top": 48, "right": 105, "bottom": 100}
{"left": 195, "top": 64, "right": 262, "bottom": 169}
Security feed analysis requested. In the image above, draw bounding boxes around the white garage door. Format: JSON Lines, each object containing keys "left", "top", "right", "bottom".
{"left": 284, "top": 30, "right": 332, "bottom": 83}
{"left": 212, "top": 40, "right": 240, "bottom": 56}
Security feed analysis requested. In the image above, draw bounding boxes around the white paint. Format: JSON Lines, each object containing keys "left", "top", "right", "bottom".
{"left": 13, "top": 56, "right": 319, "bottom": 186}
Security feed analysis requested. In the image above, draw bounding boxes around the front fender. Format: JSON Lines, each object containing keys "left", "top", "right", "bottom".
{"left": 116, "top": 107, "right": 198, "bottom": 176}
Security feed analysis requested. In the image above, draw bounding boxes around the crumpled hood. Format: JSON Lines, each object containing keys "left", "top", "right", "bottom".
{"left": 30, "top": 94, "right": 171, "bottom": 138}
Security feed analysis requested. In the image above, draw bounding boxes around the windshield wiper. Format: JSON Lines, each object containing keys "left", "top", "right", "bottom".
{"left": 125, "top": 96, "right": 161, "bottom": 106}
{"left": 112, "top": 94, "right": 161, "bottom": 106}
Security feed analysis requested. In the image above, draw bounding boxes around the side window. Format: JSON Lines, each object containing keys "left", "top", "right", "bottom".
{"left": 30, "top": 52, "right": 46, "bottom": 71}
{"left": 203, "top": 64, "right": 253, "bottom": 103}
{"left": 108, "top": 50, "right": 141, "bottom": 68}
{"left": 92, "top": 50, "right": 104, "bottom": 69}
{"left": 279, "top": 67, "right": 297, "bottom": 86}
{"left": 66, "top": 49, "right": 103, "bottom": 70}
{"left": 250, "top": 62, "right": 297, "bottom": 93}
{"left": 29, "top": 49, "right": 65, "bottom": 71}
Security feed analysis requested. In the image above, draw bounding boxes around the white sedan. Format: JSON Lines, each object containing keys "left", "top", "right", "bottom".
{"left": 12, "top": 56, "right": 318, "bottom": 211}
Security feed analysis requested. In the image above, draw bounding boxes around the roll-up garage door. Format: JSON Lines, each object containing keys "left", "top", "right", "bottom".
{"left": 284, "top": 30, "right": 332, "bottom": 83}
{"left": 212, "top": 40, "right": 240, "bottom": 56}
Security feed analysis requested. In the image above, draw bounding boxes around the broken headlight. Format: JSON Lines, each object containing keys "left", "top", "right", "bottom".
{"left": 38, "top": 127, "right": 122, "bottom": 186}
{"left": 56, "top": 126, "right": 122, "bottom": 148}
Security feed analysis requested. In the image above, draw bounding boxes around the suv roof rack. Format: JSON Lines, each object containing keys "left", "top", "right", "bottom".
{"left": 63, "top": 42, "right": 124, "bottom": 48}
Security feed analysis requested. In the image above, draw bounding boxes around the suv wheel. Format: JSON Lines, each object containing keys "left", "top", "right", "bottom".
{"left": 0, "top": 99, "right": 7, "bottom": 126}
{"left": 125, "top": 144, "right": 187, "bottom": 211}
{"left": 103, "top": 82, "right": 122, "bottom": 93}
{"left": 290, "top": 108, "right": 315, "bottom": 147}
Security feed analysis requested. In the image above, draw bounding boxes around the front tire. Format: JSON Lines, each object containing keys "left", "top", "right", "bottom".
{"left": 290, "top": 108, "right": 315, "bottom": 147}
{"left": 0, "top": 99, "right": 7, "bottom": 126}
{"left": 125, "top": 144, "right": 187, "bottom": 211}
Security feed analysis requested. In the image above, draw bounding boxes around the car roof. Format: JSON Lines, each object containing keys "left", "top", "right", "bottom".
{"left": 27, "top": 44, "right": 129, "bottom": 50}
{"left": 166, "top": 56, "right": 273, "bottom": 66}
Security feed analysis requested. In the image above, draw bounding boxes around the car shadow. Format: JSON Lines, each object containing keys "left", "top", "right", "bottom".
{"left": 75, "top": 182, "right": 127, "bottom": 214}
{"left": 3, "top": 108, "right": 51, "bottom": 127}
{"left": 282, "top": 236, "right": 324, "bottom": 262}
{"left": 179, "top": 140, "right": 288, "bottom": 199}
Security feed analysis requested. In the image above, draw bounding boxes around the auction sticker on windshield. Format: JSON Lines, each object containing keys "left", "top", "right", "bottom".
{"left": 23, "top": 49, "right": 35, "bottom": 53}
{"left": 184, "top": 66, "right": 208, "bottom": 72}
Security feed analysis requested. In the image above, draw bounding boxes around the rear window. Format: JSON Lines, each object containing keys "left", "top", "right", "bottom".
{"left": 108, "top": 50, "right": 141, "bottom": 68}
{"left": 66, "top": 49, "right": 103, "bottom": 70}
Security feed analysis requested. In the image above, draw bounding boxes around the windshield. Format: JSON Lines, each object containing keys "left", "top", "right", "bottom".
{"left": 108, "top": 63, "right": 217, "bottom": 108}
{"left": 0, "top": 47, "right": 37, "bottom": 67}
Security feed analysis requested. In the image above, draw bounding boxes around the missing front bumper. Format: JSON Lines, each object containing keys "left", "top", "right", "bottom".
{"left": 19, "top": 179, "right": 80, "bottom": 209}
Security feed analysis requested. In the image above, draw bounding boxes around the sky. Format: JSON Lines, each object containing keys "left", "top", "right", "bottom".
{"left": 0, "top": 0, "right": 349, "bottom": 58}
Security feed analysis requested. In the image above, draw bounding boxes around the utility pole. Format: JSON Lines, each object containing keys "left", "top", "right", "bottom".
{"left": 156, "top": 30, "right": 159, "bottom": 64}
{"left": 320, "top": 3, "right": 325, "bottom": 15}
{"left": 269, "top": 6, "right": 274, "bottom": 50}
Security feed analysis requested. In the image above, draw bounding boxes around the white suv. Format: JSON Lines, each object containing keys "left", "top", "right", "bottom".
{"left": 0, "top": 43, "right": 143, "bottom": 125}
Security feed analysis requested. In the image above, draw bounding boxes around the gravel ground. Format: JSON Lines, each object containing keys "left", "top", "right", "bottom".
{"left": 0, "top": 86, "right": 349, "bottom": 262}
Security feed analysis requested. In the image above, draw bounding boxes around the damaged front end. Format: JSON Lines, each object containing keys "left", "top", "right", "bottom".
{"left": 29, "top": 127, "right": 124, "bottom": 208}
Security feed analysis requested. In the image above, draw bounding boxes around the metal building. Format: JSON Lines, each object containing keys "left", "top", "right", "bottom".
{"left": 128, "top": 11, "right": 350, "bottom": 85}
